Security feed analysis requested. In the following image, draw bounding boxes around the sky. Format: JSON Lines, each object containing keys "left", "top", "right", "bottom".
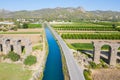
{"left": 0, "top": 0, "right": 119, "bottom": 11}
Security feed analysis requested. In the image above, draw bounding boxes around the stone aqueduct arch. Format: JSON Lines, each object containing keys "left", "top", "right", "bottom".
{"left": 92, "top": 41, "right": 120, "bottom": 66}
{"left": 0, "top": 37, "right": 32, "bottom": 56}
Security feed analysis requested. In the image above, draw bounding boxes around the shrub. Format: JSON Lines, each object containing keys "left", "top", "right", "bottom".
{"left": 61, "top": 33, "right": 120, "bottom": 40}
{"left": 22, "top": 23, "right": 28, "bottom": 28}
{"left": 100, "top": 59, "right": 109, "bottom": 68}
{"left": 84, "top": 69, "right": 92, "bottom": 80}
{"left": 24, "top": 55, "right": 37, "bottom": 66}
{"left": 7, "top": 51, "right": 20, "bottom": 61}
{"left": 89, "top": 61, "right": 97, "bottom": 69}
{"left": 13, "top": 26, "right": 18, "bottom": 31}
{"left": 3, "top": 28, "right": 8, "bottom": 32}
{"left": 89, "top": 60, "right": 108, "bottom": 69}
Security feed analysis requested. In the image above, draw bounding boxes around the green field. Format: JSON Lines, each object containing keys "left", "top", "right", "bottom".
{"left": 68, "top": 43, "right": 119, "bottom": 50}
{"left": 33, "top": 43, "right": 43, "bottom": 51}
{"left": 52, "top": 22, "right": 120, "bottom": 31}
{"left": 61, "top": 33, "right": 120, "bottom": 40}
{"left": 53, "top": 22, "right": 120, "bottom": 50}
{"left": 28, "top": 24, "right": 42, "bottom": 28}
{"left": 0, "top": 63, "right": 32, "bottom": 80}
{"left": 71, "top": 43, "right": 93, "bottom": 50}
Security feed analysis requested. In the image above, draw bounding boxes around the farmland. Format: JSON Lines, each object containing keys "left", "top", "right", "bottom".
{"left": 28, "top": 24, "right": 42, "bottom": 28}
{"left": 52, "top": 22, "right": 120, "bottom": 40}
{"left": 51, "top": 22, "right": 120, "bottom": 56}
{"left": 52, "top": 22, "right": 120, "bottom": 31}
{"left": 51, "top": 21, "right": 120, "bottom": 80}
{"left": 62, "top": 33, "right": 120, "bottom": 40}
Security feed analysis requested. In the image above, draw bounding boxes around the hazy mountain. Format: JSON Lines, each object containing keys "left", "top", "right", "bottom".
{"left": 0, "top": 7, "right": 120, "bottom": 21}
{"left": 0, "top": 9, "right": 11, "bottom": 18}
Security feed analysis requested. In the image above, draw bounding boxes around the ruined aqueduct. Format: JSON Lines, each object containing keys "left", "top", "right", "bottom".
{"left": 0, "top": 36, "right": 32, "bottom": 56}
{"left": 93, "top": 41, "right": 120, "bottom": 66}
{"left": 0, "top": 35, "right": 120, "bottom": 66}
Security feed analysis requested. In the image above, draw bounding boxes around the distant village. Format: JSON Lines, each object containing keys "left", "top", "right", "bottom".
{"left": 0, "top": 18, "right": 42, "bottom": 31}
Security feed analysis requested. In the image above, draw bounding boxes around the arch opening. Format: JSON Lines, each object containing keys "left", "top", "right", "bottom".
{"left": 21, "top": 46, "right": 25, "bottom": 54}
{"left": 117, "top": 47, "right": 120, "bottom": 64}
{"left": 10, "top": 45, "right": 14, "bottom": 51}
{"left": 5, "top": 39, "right": 10, "bottom": 44}
{"left": 0, "top": 44, "right": 3, "bottom": 52}
{"left": 100, "top": 45, "right": 111, "bottom": 64}
{"left": 17, "top": 40, "right": 21, "bottom": 45}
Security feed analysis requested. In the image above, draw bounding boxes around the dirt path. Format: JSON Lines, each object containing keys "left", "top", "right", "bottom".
{"left": 9, "top": 28, "right": 42, "bottom": 32}
{"left": 65, "top": 39, "right": 120, "bottom": 43}
{"left": 57, "top": 30, "right": 118, "bottom": 34}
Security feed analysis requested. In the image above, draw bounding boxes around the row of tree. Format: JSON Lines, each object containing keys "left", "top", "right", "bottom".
{"left": 61, "top": 33, "right": 120, "bottom": 40}
{"left": 53, "top": 25, "right": 115, "bottom": 31}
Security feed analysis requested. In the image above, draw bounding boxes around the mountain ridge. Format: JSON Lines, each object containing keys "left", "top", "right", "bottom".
{"left": 0, "top": 7, "right": 120, "bottom": 21}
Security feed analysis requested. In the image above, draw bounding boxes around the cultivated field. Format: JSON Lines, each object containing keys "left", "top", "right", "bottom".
{"left": 51, "top": 22, "right": 120, "bottom": 80}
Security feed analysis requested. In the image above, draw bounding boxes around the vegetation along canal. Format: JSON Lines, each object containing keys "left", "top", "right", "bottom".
{"left": 42, "top": 26, "right": 64, "bottom": 80}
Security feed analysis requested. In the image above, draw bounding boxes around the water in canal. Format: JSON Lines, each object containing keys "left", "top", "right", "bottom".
{"left": 42, "top": 26, "right": 64, "bottom": 80}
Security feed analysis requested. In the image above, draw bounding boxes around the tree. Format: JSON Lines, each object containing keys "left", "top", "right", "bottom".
{"left": 24, "top": 55, "right": 37, "bottom": 66}
{"left": 23, "top": 23, "right": 28, "bottom": 28}
{"left": 6, "top": 51, "right": 20, "bottom": 61}
{"left": 112, "top": 24, "right": 117, "bottom": 28}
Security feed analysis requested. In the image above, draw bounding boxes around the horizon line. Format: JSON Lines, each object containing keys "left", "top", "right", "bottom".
{"left": 0, "top": 6, "right": 120, "bottom": 12}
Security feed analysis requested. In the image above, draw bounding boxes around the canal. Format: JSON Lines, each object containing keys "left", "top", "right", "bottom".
{"left": 42, "top": 26, "right": 64, "bottom": 80}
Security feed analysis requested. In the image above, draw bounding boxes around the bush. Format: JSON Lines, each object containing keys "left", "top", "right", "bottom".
{"left": 2, "top": 28, "right": 8, "bottom": 32}
{"left": 6, "top": 51, "right": 20, "bottom": 61}
{"left": 100, "top": 59, "right": 109, "bottom": 68}
{"left": 13, "top": 26, "right": 18, "bottom": 31}
{"left": 89, "top": 61, "right": 97, "bottom": 69}
{"left": 89, "top": 60, "right": 108, "bottom": 69}
{"left": 116, "top": 27, "right": 120, "bottom": 31}
{"left": 22, "top": 23, "right": 28, "bottom": 29}
{"left": 84, "top": 69, "right": 92, "bottom": 80}
{"left": 24, "top": 55, "right": 37, "bottom": 66}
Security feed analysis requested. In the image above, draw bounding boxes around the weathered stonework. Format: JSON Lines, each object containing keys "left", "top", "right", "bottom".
{"left": 0, "top": 36, "right": 32, "bottom": 56}
{"left": 92, "top": 41, "right": 120, "bottom": 66}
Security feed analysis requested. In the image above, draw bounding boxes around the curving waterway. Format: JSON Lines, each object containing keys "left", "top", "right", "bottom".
{"left": 42, "top": 26, "right": 64, "bottom": 80}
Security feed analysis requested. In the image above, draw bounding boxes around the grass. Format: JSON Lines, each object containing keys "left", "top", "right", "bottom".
{"left": 84, "top": 69, "right": 92, "bottom": 80}
{"left": 91, "top": 69, "right": 120, "bottom": 80}
{"left": 71, "top": 43, "right": 94, "bottom": 50}
{"left": 69, "top": 43, "right": 119, "bottom": 50}
{"left": 28, "top": 24, "right": 42, "bottom": 28}
{"left": 67, "top": 43, "right": 77, "bottom": 50}
{"left": 0, "top": 63, "right": 32, "bottom": 80}
{"left": 0, "top": 32, "right": 41, "bottom": 34}
{"left": 32, "top": 43, "right": 43, "bottom": 51}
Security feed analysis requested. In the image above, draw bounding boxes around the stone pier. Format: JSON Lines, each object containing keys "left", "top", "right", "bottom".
{"left": 92, "top": 41, "right": 120, "bottom": 66}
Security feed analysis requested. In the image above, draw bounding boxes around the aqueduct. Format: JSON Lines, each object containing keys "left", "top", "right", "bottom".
{"left": 0, "top": 36, "right": 32, "bottom": 56}
{"left": 92, "top": 41, "right": 120, "bottom": 66}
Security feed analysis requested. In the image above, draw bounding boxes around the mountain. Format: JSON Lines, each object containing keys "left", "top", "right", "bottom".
{"left": 0, "top": 7, "right": 120, "bottom": 21}
{"left": 0, "top": 9, "right": 11, "bottom": 18}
